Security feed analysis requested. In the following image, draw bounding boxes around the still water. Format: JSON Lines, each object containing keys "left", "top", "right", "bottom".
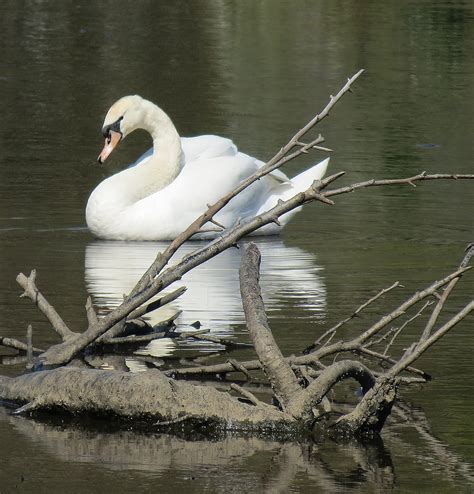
{"left": 0, "top": 0, "right": 473, "bottom": 492}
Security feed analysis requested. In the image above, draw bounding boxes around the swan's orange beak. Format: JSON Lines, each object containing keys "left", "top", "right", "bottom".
{"left": 98, "top": 130, "right": 122, "bottom": 164}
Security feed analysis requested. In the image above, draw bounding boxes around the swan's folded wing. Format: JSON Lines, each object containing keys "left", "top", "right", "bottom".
{"left": 181, "top": 135, "right": 237, "bottom": 161}
{"left": 255, "top": 159, "right": 291, "bottom": 184}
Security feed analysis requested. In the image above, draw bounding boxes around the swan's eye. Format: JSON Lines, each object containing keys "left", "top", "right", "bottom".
{"left": 102, "top": 117, "right": 123, "bottom": 140}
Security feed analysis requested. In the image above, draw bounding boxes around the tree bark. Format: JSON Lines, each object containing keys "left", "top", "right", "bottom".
{"left": 0, "top": 368, "right": 296, "bottom": 432}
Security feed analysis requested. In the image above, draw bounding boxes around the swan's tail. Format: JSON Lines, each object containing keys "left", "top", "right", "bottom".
{"left": 289, "top": 157, "right": 329, "bottom": 193}
{"left": 253, "top": 157, "right": 330, "bottom": 234}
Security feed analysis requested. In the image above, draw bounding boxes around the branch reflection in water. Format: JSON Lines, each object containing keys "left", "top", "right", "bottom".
{"left": 1, "top": 406, "right": 395, "bottom": 493}
{"left": 84, "top": 238, "right": 326, "bottom": 357}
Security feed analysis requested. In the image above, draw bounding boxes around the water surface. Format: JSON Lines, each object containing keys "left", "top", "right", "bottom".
{"left": 0, "top": 1, "right": 473, "bottom": 492}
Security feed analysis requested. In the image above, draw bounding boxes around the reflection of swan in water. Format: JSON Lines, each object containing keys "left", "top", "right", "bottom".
{"left": 85, "top": 238, "right": 326, "bottom": 353}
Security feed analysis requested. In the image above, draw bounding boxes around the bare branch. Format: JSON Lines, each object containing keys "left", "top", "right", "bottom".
{"left": 230, "top": 383, "right": 273, "bottom": 409}
{"left": 383, "top": 301, "right": 433, "bottom": 355}
{"left": 388, "top": 301, "right": 474, "bottom": 377}
{"left": 178, "top": 333, "right": 253, "bottom": 349}
{"left": 355, "top": 347, "right": 430, "bottom": 379}
{"left": 26, "top": 325, "right": 33, "bottom": 367}
{"left": 240, "top": 243, "right": 301, "bottom": 407}
{"left": 16, "top": 271, "right": 77, "bottom": 341}
{"left": 304, "top": 281, "right": 400, "bottom": 354}
{"left": 129, "top": 70, "right": 364, "bottom": 296}
{"left": 0, "top": 336, "right": 44, "bottom": 354}
{"left": 354, "top": 267, "right": 471, "bottom": 345}
{"left": 85, "top": 297, "right": 99, "bottom": 327}
{"left": 419, "top": 243, "right": 473, "bottom": 343}
{"left": 324, "top": 173, "right": 474, "bottom": 200}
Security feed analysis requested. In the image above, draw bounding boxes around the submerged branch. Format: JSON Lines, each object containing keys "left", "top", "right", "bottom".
{"left": 0, "top": 336, "right": 44, "bottom": 354}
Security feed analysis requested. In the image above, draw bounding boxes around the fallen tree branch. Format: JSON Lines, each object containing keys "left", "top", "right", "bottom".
{"left": 37, "top": 174, "right": 472, "bottom": 368}
{"left": 239, "top": 243, "right": 301, "bottom": 408}
{"left": 0, "top": 336, "right": 44, "bottom": 354}
{"left": 5, "top": 70, "right": 473, "bottom": 442}
{"left": 287, "top": 360, "right": 376, "bottom": 424}
{"left": 16, "top": 271, "right": 77, "bottom": 341}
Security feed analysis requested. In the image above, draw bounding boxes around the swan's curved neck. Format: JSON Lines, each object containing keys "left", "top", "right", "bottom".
{"left": 86, "top": 101, "right": 184, "bottom": 238}
{"left": 128, "top": 100, "right": 183, "bottom": 199}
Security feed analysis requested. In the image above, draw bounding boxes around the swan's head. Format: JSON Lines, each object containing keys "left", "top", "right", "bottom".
{"left": 98, "top": 95, "right": 144, "bottom": 164}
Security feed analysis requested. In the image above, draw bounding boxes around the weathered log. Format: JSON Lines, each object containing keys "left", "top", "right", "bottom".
{"left": 0, "top": 367, "right": 296, "bottom": 433}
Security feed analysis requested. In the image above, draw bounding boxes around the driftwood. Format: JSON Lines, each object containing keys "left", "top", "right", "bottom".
{"left": 1, "top": 242, "right": 472, "bottom": 437}
{"left": 1, "top": 70, "right": 473, "bottom": 439}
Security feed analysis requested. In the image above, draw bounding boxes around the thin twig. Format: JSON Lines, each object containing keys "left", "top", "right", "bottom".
{"left": 155, "top": 414, "right": 193, "bottom": 426}
{"left": 85, "top": 297, "right": 99, "bottom": 327}
{"left": 355, "top": 347, "right": 430, "bottom": 379}
{"left": 230, "top": 383, "right": 272, "bottom": 408}
{"left": 354, "top": 267, "right": 470, "bottom": 345}
{"left": 304, "top": 281, "right": 400, "bottom": 354}
{"left": 388, "top": 301, "right": 474, "bottom": 377}
{"left": 384, "top": 301, "right": 433, "bottom": 355}
{"left": 227, "top": 358, "right": 253, "bottom": 381}
{"left": 178, "top": 333, "right": 253, "bottom": 349}
{"left": 324, "top": 173, "right": 474, "bottom": 200}
{"left": 26, "top": 325, "right": 33, "bottom": 367}
{"left": 419, "top": 244, "right": 474, "bottom": 343}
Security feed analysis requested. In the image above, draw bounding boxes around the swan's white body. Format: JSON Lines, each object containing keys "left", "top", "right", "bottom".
{"left": 86, "top": 96, "right": 329, "bottom": 241}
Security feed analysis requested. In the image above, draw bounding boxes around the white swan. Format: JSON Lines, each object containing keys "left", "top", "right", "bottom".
{"left": 86, "top": 95, "right": 329, "bottom": 240}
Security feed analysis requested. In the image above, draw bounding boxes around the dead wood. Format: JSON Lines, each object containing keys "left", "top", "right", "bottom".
{"left": 16, "top": 271, "right": 78, "bottom": 341}
{"left": 172, "top": 264, "right": 469, "bottom": 381}
{"left": 5, "top": 242, "right": 471, "bottom": 438}
{"left": 27, "top": 175, "right": 473, "bottom": 368}
{"left": 239, "top": 243, "right": 301, "bottom": 408}
{"left": 0, "top": 367, "right": 296, "bottom": 432}
{"left": 0, "top": 336, "right": 44, "bottom": 354}
{"left": 418, "top": 243, "right": 474, "bottom": 344}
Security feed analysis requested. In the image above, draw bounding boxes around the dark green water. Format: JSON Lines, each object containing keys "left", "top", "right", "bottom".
{"left": 0, "top": 1, "right": 473, "bottom": 492}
